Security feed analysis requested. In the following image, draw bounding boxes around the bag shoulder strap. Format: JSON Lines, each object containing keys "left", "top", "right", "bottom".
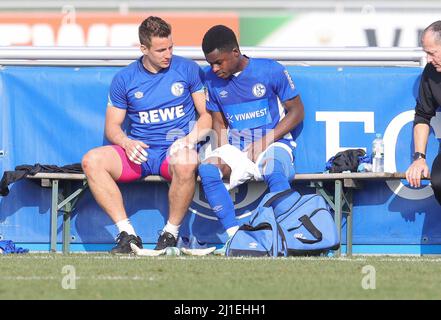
{"left": 262, "top": 189, "right": 295, "bottom": 208}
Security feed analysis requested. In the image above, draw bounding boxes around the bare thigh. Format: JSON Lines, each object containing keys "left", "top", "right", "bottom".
{"left": 83, "top": 145, "right": 124, "bottom": 181}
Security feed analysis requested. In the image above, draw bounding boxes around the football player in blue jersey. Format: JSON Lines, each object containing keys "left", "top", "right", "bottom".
{"left": 82, "top": 16, "right": 212, "bottom": 255}
{"left": 199, "top": 25, "right": 304, "bottom": 255}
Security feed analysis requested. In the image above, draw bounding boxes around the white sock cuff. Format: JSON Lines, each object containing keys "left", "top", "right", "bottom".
{"left": 163, "top": 221, "right": 180, "bottom": 238}
{"left": 116, "top": 218, "right": 136, "bottom": 236}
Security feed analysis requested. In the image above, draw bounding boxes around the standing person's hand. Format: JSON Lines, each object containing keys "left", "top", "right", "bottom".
{"left": 406, "top": 158, "right": 429, "bottom": 187}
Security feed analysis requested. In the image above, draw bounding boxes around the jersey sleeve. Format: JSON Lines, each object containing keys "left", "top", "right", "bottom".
{"left": 204, "top": 82, "right": 221, "bottom": 112}
{"left": 270, "top": 61, "right": 299, "bottom": 102}
{"left": 414, "top": 65, "right": 438, "bottom": 126}
{"left": 108, "top": 72, "right": 128, "bottom": 110}
{"left": 187, "top": 60, "right": 205, "bottom": 94}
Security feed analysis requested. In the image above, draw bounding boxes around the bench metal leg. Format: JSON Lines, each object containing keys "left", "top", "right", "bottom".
{"left": 62, "top": 183, "right": 71, "bottom": 254}
{"left": 50, "top": 180, "right": 59, "bottom": 252}
{"left": 296, "top": 179, "right": 356, "bottom": 257}
{"left": 314, "top": 183, "right": 336, "bottom": 212}
{"left": 334, "top": 180, "right": 343, "bottom": 258}
{"left": 48, "top": 180, "right": 88, "bottom": 254}
{"left": 346, "top": 190, "right": 353, "bottom": 257}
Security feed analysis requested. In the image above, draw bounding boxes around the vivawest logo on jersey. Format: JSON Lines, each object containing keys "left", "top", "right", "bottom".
{"left": 189, "top": 183, "right": 268, "bottom": 221}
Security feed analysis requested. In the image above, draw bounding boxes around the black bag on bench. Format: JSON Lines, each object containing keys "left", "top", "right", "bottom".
{"left": 326, "top": 149, "right": 366, "bottom": 173}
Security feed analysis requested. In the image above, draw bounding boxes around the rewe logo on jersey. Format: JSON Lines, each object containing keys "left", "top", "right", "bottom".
{"left": 139, "top": 105, "right": 185, "bottom": 124}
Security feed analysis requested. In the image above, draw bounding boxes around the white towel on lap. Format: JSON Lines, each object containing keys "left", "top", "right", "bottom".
{"left": 202, "top": 144, "right": 262, "bottom": 190}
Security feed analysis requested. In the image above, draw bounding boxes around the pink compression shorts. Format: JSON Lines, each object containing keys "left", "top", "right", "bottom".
{"left": 111, "top": 145, "right": 172, "bottom": 182}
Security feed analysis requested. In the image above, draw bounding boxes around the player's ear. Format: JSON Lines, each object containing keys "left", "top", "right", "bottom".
{"left": 232, "top": 47, "right": 240, "bottom": 57}
{"left": 140, "top": 44, "right": 149, "bottom": 54}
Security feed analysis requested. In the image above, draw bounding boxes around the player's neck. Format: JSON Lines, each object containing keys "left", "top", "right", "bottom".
{"left": 237, "top": 55, "right": 249, "bottom": 72}
{"left": 142, "top": 56, "right": 162, "bottom": 74}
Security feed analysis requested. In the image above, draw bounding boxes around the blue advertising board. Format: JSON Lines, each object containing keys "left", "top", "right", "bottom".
{"left": 0, "top": 64, "right": 439, "bottom": 253}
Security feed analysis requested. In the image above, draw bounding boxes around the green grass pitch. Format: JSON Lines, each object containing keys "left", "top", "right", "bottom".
{"left": 0, "top": 254, "right": 441, "bottom": 300}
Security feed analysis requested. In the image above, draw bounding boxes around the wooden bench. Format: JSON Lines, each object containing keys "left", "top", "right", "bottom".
{"left": 27, "top": 172, "right": 411, "bottom": 256}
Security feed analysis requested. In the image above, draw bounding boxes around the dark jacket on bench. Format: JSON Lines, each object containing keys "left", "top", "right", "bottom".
{"left": 0, "top": 163, "right": 83, "bottom": 196}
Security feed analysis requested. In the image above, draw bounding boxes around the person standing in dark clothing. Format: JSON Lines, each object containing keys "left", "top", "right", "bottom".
{"left": 406, "top": 20, "right": 441, "bottom": 204}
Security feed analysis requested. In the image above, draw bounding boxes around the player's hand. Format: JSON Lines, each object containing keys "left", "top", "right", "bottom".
{"left": 405, "top": 158, "right": 429, "bottom": 188}
{"left": 122, "top": 139, "right": 148, "bottom": 165}
{"left": 245, "top": 140, "right": 267, "bottom": 162}
{"left": 169, "top": 138, "right": 194, "bottom": 156}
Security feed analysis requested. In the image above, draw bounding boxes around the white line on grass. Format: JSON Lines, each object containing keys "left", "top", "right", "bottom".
{"left": 0, "top": 276, "right": 157, "bottom": 281}
{"left": 4, "top": 254, "right": 441, "bottom": 263}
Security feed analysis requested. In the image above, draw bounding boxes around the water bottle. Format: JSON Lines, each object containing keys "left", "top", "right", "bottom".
{"left": 372, "top": 133, "right": 384, "bottom": 173}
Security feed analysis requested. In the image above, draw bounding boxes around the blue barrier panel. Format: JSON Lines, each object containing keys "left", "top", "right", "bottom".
{"left": 0, "top": 64, "right": 440, "bottom": 253}
{"left": 290, "top": 66, "right": 441, "bottom": 249}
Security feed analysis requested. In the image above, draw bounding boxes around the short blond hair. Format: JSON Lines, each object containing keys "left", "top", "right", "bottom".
{"left": 139, "top": 16, "right": 171, "bottom": 48}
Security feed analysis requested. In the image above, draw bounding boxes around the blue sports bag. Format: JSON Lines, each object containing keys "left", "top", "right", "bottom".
{"left": 226, "top": 189, "right": 340, "bottom": 257}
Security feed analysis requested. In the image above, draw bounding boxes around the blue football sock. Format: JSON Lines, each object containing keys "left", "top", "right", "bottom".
{"left": 261, "top": 146, "right": 296, "bottom": 208}
{"left": 198, "top": 164, "right": 238, "bottom": 230}
{"left": 263, "top": 159, "right": 291, "bottom": 193}
{"left": 263, "top": 159, "right": 293, "bottom": 209}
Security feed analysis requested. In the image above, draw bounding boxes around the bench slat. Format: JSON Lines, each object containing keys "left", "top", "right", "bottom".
{"left": 27, "top": 171, "right": 412, "bottom": 182}
{"left": 28, "top": 173, "right": 87, "bottom": 180}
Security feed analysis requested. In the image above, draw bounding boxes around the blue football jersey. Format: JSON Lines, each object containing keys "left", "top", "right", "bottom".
{"left": 204, "top": 58, "right": 299, "bottom": 149}
{"left": 109, "top": 55, "right": 204, "bottom": 148}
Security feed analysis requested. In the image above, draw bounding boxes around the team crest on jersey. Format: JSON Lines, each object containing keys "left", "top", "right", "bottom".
{"left": 171, "top": 82, "right": 184, "bottom": 97}
{"left": 252, "top": 83, "right": 266, "bottom": 98}
{"left": 134, "top": 91, "right": 144, "bottom": 99}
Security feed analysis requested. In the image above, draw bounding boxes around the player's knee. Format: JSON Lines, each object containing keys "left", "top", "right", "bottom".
{"left": 82, "top": 150, "right": 102, "bottom": 175}
{"left": 261, "top": 148, "right": 295, "bottom": 180}
{"left": 171, "top": 162, "right": 197, "bottom": 181}
{"left": 198, "top": 163, "right": 222, "bottom": 184}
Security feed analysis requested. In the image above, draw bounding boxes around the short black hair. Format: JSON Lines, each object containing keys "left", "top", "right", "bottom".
{"left": 202, "top": 25, "right": 239, "bottom": 54}
{"left": 423, "top": 20, "right": 441, "bottom": 44}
